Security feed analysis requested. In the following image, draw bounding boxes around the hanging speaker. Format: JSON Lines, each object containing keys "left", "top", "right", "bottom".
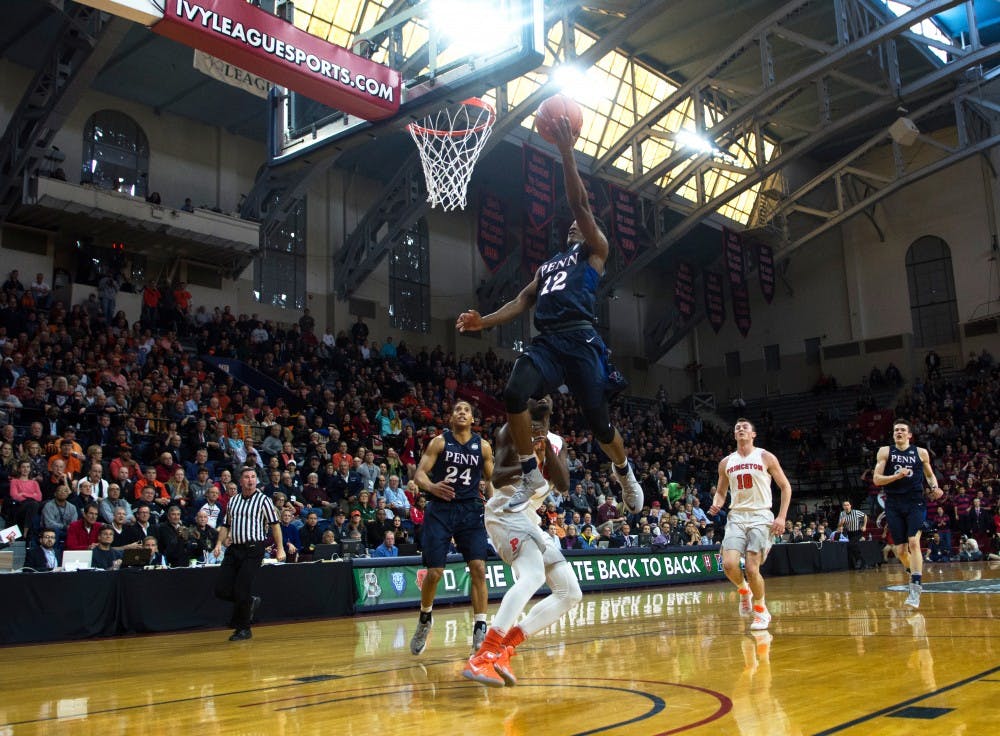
{"left": 888, "top": 117, "right": 919, "bottom": 146}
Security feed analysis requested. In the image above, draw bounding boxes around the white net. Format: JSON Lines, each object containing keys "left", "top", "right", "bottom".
{"left": 407, "top": 98, "right": 496, "bottom": 212}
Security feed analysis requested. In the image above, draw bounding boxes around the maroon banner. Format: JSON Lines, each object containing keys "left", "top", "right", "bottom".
{"left": 704, "top": 271, "right": 725, "bottom": 333}
{"left": 523, "top": 144, "right": 556, "bottom": 230}
{"left": 732, "top": 282, "right": 752, "bottom": 337}
{"left": 611, "top": 185, "right": 639, "bottom": 267}
{"left": 723, "top": 227, "right": 745, "bottom": 287}
{"left": 674, "top": 261, "right": 695, "bottom": 321}
{"left": 154, "top": 0, "right": 400, "bottom": 120}
{"left": 757, "top": 242, "right": 775, "bottom": 304}
{"left": 580, "top": 173, "right": 606, "bottom": 220}
{"left": 522, "top": 226, "right": 550, "bottom": 278}
{"left": 477, "top": 193, "right": 507, "bottom": 273}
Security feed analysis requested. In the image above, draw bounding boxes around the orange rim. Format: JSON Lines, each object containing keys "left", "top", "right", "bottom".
{"left": 407, "top": 97, "right": 496, "bottom": 138}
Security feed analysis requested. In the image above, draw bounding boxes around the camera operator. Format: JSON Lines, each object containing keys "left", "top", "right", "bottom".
{"left": 958, "top": 534, "right": 983, "bottom": 562}
{"left": 925, "top": 531, "right": 950, "bottom": 562}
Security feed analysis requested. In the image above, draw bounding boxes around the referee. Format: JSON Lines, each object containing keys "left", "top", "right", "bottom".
{"left": 213, "top": 467, "right": 284, "bottom": 640}
{"left": 837, "top": 500, "right": 868, "bottom": 570}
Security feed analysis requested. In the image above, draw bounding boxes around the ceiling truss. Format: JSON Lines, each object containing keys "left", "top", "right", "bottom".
{"left": 0, "top": 3, "right": 128, "bottom": 224}
{"left": 598, "top": 0, "right": 1000, "bottom": 302}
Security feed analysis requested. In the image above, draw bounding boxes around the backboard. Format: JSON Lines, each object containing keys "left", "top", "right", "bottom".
{"left": 269, "top": 0, "right": 543, "bottom": 164}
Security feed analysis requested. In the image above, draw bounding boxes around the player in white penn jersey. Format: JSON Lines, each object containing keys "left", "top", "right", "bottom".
{"left": 462, "top": 396, "right": 582, "bottom": 687}
{"left": 710, "top": 418, "right": 792, "bottom": 631}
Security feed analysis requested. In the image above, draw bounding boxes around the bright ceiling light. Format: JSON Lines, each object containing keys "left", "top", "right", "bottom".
{"left": 551, "top": 65, "right": 614, "bottom": 107}
{"left": 430, "top": 0, "right": 517, "bottom": 57}
{"left": 675, "top": 129, "right": 718, "bottom": 155}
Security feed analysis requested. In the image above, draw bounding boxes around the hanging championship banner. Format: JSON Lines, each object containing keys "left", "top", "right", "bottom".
{"left": 611, "top": 185, "right": 639, "bottom": 267}
{"left": 704, "top": 271, "right": 725, "bottom": 333}
{"left": 674, "top": 261, "right": 695, "bottom": 321}
{"left": 732, "top": 282, "right": 752, "bottom": 337}
{"left": 523, "top": 144, "right": 556, "bottom": 230}
{"left": 757, "top": 242, "right": 775, "bottom": 304}
{"left": 477, "top": 192, "right": 507, "bottom": 273}
{"left": 580, "top": 173, "right": 607, "bottom": 220}
{"left": 723, "top": 227, "right": 745, "bottom": 287}
{"left": 522, "top": 226, "right": 550, "bottom": 278}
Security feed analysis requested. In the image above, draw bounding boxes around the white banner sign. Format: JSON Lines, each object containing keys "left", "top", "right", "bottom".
{"left": 192, "top": 50, "right": 273, "bottom": 99}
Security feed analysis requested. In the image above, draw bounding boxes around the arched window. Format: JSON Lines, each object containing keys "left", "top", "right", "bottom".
{"left": 906, "top": 236, "right": 959, "bottom": 346}
{"left": 389, "top": 218, "right": 430, "bottom": 333}
{"left": 81, "top": 110, "right": 149, "bottom": 197}
{"left": 255, "top": 197, "right": 306, "bottom": 309}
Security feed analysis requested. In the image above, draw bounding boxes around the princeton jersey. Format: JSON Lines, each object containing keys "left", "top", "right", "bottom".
{"left": 533, "top": 243, "right": 601, "bottom": 332}
{"left": 724, "top": 447, "right": 773, "bottom": 513}
{"left": 884, "top": 445, "right": 924, "bottom": 501}
{"left": 431, "top": 429, "right": 485, "bottom": 502}
{"left": 487, "top": 431, "right": 563, "bottom": 518}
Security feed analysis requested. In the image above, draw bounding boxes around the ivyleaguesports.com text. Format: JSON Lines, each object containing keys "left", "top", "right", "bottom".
{"left": 172, "top": 0, "right": 395, "bottom": 101}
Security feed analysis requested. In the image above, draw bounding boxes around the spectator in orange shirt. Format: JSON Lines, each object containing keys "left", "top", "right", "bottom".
{"left": 332, "top": 441, "right": 353, "bottom": 470}
{"left": 133, "top": 465, "right": 170, "bottom": 501}
{"left": 48, "top": 439, "right": 83, "bottom": 476}
{"left": 173, "top": 281, "right": 191, "bottom": 316}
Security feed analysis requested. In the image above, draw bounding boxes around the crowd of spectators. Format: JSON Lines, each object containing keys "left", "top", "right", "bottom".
{"left": 1, "top": 261, "right": 996, "bottom": 572}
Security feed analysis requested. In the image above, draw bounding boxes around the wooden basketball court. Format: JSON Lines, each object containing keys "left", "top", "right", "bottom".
{"left": 3, "top": 562, "right": 997, "bottom": 735}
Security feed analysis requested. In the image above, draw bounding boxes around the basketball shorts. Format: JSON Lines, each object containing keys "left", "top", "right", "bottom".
{"left": 422, "top": 498, "right": 488, "bottom": 569}
{"left": 721, "top": 509, "right": 774, "bottom": 556}
{"left": 524, "top": 328, "right": 627, "bottom": 409}
{"left": 884, "top": 498, "right": 926, "bottom": 544}
{"left": 485, "top": 500, "right": 564, "bottom": 567}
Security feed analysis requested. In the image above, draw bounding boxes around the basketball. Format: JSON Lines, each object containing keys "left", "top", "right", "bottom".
{"left": 535, "top": 94, "right": 583, "bottom": 144}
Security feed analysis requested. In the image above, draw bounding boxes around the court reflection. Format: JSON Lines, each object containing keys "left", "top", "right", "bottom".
{"left": 730, "top": 631, "right": 802, "bottom": 736}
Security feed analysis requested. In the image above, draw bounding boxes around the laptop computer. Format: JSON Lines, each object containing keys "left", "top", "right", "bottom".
{"left": 396, "top": 543, "right": 419, "bottom": 556}
{"left": 637, "top": 533, "right": 652, "bottom": 547}
{"left": 121, "top": 547, "right": 152, "bottom": 568}
{"left": 312, "top": 543, "right": 341, "bottom": 561}
{"left": 340, "top": 539, "right": 365, "bottom": 558}
{"left": 61, "top": 550, "right": 94, "bottom": 571}
{"left": 596, "top": 540, "right": 610, "bottom": 550}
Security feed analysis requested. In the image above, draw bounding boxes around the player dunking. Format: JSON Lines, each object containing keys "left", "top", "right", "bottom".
{"left": 872, "top": 419, "right": 941, "bottom": 608}
{"left": 456, "top": 115, "right": 643, "bottom": 516}
{"left": 710, "top": 418, "right": 792, "bottom": 631}
{"left": 410, "top": 401, "right": 494, "bottom": 655}
{"left": 462, "top": 396, "right": 582, "bottom": 687}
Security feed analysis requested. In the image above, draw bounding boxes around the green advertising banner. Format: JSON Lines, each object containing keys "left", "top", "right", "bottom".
{"left": 353, "top": 549, "right": 726, "bottom": 610}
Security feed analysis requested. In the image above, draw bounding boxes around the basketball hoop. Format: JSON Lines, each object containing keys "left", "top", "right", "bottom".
{"left": 407, "top": 97, "right": 496, "bottom": 212}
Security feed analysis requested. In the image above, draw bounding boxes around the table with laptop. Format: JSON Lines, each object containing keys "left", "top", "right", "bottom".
{"left": 0, "top": 547, "right": 354, "bottom": 645}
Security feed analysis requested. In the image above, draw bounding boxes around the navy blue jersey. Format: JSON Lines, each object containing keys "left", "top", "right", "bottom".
{"left": 884, "top": 445, "right": 924, "bottom": 500}
{"left": 431, "top": 429, "right": 485, "bottom": 502}
{"left": 533, "top": 242, "right": 601, "bottom": 332}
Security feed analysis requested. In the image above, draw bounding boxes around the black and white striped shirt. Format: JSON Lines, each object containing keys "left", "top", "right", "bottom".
{"left": 839, "top": 508, "right": 866, "bottom": 533}
{"left": 222, "top": 491, "right": 279, "bottom": 544}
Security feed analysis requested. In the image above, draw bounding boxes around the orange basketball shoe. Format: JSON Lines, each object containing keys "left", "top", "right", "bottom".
{"left": 462, "top": 650, "right": 506, "bottom": 688}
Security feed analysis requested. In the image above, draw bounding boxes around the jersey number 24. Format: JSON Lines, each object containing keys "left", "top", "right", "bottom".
{"left": 444, "top": 465, "right": 473, "bottom": 486}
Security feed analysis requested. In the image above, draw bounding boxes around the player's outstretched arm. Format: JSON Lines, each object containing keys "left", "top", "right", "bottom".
{"left": 456, "top": 273, "right": 539, "bottom": 333}
{"left": 551, "top": 117, "right": 608, "bottom": 266}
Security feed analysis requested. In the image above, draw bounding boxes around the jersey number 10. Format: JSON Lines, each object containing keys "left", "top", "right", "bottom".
{"left": 734, "top": 473, "right": 753, "bottom": 490}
